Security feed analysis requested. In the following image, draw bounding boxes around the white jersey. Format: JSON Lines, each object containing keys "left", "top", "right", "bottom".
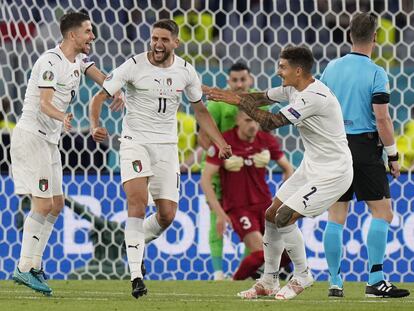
{"left": 267, "top": 79, "right": 352, "bottom": 175}
{"left": 17, "top": 45, "right": 94, "bottom": 144}
{"left": 103, "top": 52, "right": 203, "bottom": 144}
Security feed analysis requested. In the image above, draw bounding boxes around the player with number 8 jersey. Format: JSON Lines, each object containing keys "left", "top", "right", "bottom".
{"left": 89, "top": 19, "right": 231, "bottom": 299}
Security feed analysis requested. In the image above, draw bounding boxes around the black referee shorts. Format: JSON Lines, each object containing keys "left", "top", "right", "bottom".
{"left": 338, "top": 132, "right": 390, "bottom": 202}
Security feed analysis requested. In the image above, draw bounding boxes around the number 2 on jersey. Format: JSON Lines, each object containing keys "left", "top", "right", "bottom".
{"left": 158, "top": 98, "right": 167, "bottom": 113}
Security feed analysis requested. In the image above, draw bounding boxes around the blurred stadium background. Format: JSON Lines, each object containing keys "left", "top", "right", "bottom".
{"left": 0, "top": 0, "right": 413, "bottom": 283}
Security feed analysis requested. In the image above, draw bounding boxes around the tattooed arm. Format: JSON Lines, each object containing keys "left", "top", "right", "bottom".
{"left": 240, "top": 94, "right": 291, "bottom": 131}
{"left": 243, "top": 92, "right": 275, "bottom": 107}
{"left": 202, "top": 86, "right": 290, "bottom": 131}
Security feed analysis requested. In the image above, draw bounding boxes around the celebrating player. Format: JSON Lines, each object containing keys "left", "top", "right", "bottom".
{"left": 203, "top": 45, "right": 353, "bottom": 300}
{"left": 89, "top": 19, "right": 231, "bottom": 299}
{"left": 10, "top": 12, "right": 123, "bottom": 295}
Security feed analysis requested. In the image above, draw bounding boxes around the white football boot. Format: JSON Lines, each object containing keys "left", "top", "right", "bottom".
{"left": 275, "top": 269, "right": 314, "bottom": 300}
{"left": 237, "top": 277, "right": 280, "bottom": 299}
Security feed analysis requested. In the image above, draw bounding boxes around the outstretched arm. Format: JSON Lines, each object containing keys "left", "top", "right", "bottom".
{"left": 202, "top": 86, "right": 289, "bottom": 131}
{"left": 202, "top": 86, "right": 274, "bottom": 107}
{"left": 239, "top": 94, "right": 291, "bottom": 131}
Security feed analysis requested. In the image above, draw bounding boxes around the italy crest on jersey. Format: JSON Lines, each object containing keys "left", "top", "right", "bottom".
{"left": 132, "top": 160, "right": 142, "bottom": 173}
{"left": 167, "top": 78, "right": 172, "bottom": 86}
{"left": 39, "top": 178, "right": 49, "bottom": 192}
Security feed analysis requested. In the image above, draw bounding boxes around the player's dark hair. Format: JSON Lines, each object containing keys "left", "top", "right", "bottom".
{"left": 153, "top": 19, "right": 179, "bottom": 37}
{"left": 60, "top": 12, "right": 90, "bottom": 37}
{"left": 228, "top": 62, "right": 250, "bottom": 74}
{"left": 280, "top": 45, "right": 314, "bottom": 74}
{"left": 350, "top": 12, "right": 377, "bottom": 45}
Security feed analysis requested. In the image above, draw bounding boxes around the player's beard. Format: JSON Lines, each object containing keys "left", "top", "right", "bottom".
{"left": 151, "top": 49, "right": 171, "bottom": 64}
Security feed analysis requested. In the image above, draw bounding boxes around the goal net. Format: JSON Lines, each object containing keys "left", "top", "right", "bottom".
{"left": 0, "top": 0, "right": 413, "bottom": 282}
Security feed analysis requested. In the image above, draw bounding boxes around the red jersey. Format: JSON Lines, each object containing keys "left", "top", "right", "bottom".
{"left": 206, "top": 127, "right": 284, "bottom": 212}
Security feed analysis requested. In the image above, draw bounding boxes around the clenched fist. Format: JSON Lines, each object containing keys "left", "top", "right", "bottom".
{"left": 91, "top": 127, "right": 108, "bottom": 142}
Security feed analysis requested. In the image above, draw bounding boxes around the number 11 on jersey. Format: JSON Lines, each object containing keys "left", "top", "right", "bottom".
{"left": 158, "top": 98, "right": 167, "bottom": 113}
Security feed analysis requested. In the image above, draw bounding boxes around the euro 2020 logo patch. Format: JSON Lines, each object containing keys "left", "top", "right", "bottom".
{"left": 132, "top": 160, "right": 142, "bottom": 173}
{"left": 39, "top": 178, "right": 49, "bottom": 192}
{"left": 42, "top": 71, "right": 54, "bottom": 81}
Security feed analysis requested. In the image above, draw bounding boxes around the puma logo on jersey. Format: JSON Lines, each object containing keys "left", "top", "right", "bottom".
{"left": 32, "top": 235, "right": 40, "bottom": 241}
{"left": 128, "top": 243, "right": 140, "bottom": 249}
{"left": 154, "top": 78, "right": 161, "bottom": 84}
{"left": 48, "top": 61, "right": 54, "bottom": 67}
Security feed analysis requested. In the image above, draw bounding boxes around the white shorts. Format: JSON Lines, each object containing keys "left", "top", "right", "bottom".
{"left": 119, "top": 138, "right": 180, "bottom": 203}
{"left": 10, "top": 127, "right": 63, "bottom": 198}
{"left": 276, "top": 163, "right": 353, "bottom": 217}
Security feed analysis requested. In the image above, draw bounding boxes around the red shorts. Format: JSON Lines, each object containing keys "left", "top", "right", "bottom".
{"left": 228, "top": 205, "right": 267, "bottom": 240}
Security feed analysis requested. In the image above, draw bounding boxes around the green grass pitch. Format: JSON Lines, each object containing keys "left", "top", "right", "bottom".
{"left": 0, "top": 280, "right": 413, "bottom": 311}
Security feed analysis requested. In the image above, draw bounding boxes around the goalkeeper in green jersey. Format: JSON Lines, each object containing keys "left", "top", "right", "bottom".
{"left": 199, "top": 63, "right": 293, "bottom": 280}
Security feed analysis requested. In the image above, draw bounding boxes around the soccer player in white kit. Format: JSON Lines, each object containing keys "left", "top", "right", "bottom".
{"left": 89, "top": 19, "right": 232, "bottom": 299}
{"left": 10, "top": 12, "right": 123, "bottom": 295}
{"left": 203, "top": 46, "right": 353, "bottom": 300}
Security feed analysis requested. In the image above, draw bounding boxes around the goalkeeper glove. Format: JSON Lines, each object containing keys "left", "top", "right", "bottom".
{"left": 252, "top": 150, "right": 271, "bottom": 168}
{"left": 224, "top": 155, "right": 244, "bottom": 172}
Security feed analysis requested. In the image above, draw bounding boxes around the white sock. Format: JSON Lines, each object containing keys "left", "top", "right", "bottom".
{"left": 143, "top": 213, "right": 163, "bottom": 243}
{"left": 32, "top": 214, "right": 57, "bottom": 270}
{"left": 262, "top": 220, "right": 284, "bottom": 285}
{"left": 278, "top": 223, "right": 308, "bottom": 277}
{"left": 18, "top": 211, "right": 45, "bottom": 272}
{"left": 125, "top": 217, "right": 145, "bottom": 280}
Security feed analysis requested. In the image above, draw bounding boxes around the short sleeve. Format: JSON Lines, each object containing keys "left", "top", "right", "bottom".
{"left": 205, "top": 144, "right": 223, "bottom": 166}
{"left": 79, "top": 54, "right": 95, "bottom": 74}
{"left": 37, "top": 56, "right": 58, "bottom": 89}
{"left": 185, "top": 64, "right": 203, "bottom": 103}
{"left": 266, "top": 134, "right": 284, "bottom": 161}
{"left": 279, "top": 92, "right": 324, "bottom": 125}
{"left": 102, "top": 58, "right": 133, "bottom": 96}
{"left": 266, "top": 86, "right": 292, "bottom": 102}
{"left": 372, "top": 67, "right": 390, "bottom": 104}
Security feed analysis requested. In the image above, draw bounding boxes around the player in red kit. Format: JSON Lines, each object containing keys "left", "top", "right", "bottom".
{"left": 201, "top": 110, "right": 293, "bottom": 280}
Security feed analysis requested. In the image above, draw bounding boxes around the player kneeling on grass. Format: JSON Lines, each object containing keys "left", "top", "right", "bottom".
{"left": 203, "top": 45, "right": 353, "bottom": 300}
{"left": 201, "top": 110, "right": 293, "bottom": 283}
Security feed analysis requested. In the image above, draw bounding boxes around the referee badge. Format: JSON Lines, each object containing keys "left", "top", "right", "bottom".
{"left": 132, "top": 160, "right": 143, "bottom": 173}
{"left": 39, "top": 178, "right": 49, "bottom": 192}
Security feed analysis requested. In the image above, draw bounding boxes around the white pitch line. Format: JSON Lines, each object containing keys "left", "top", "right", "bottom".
{"left": 1, "top": 289, "right": 413, "bottom": 304}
